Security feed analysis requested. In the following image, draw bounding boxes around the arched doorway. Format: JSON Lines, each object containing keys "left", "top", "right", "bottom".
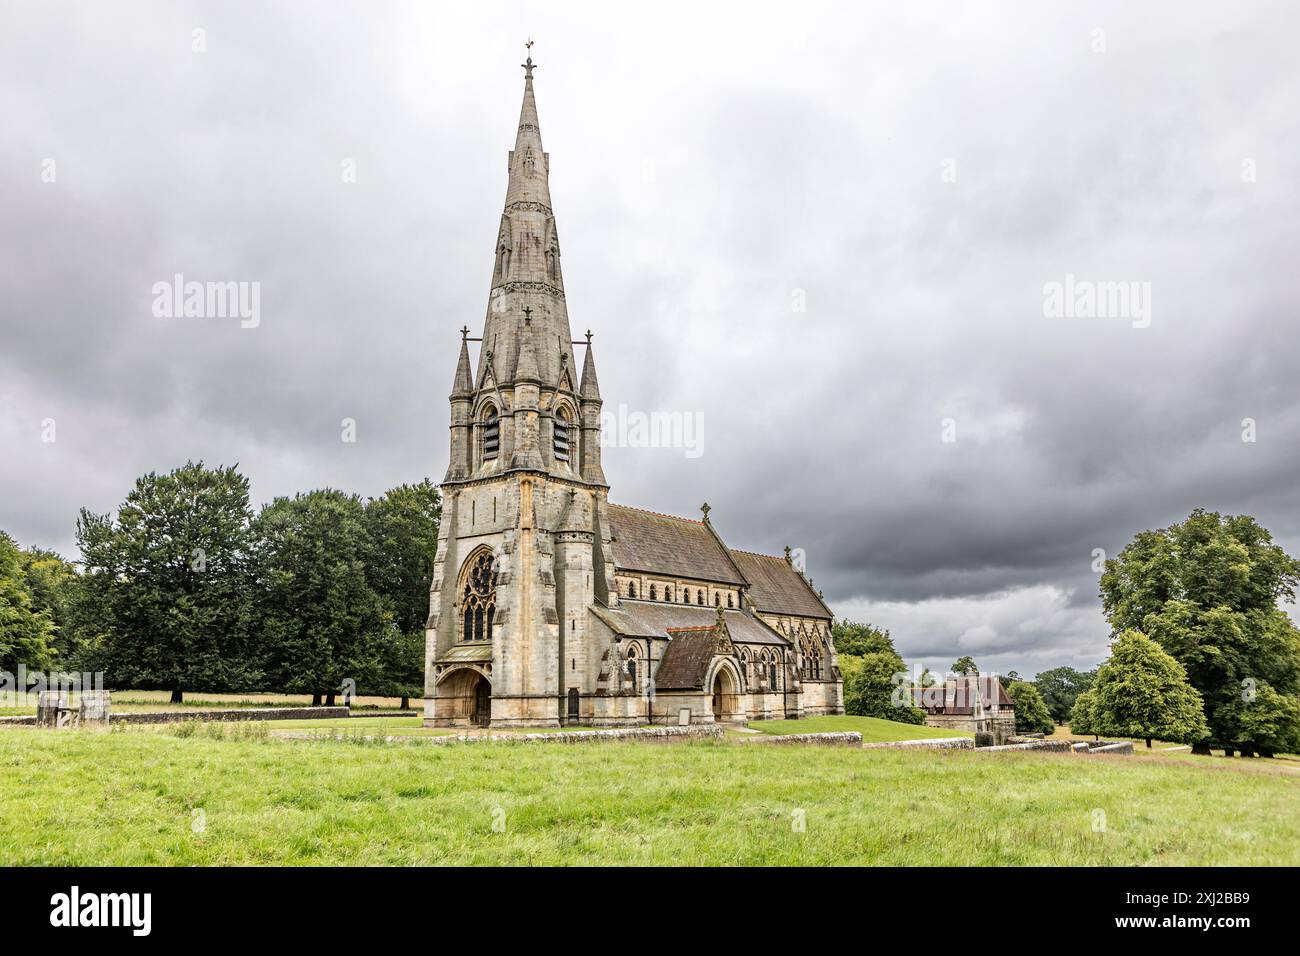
{"left": 472, "top": 674, "right": 491, "bottom": 727}
{"left": 706, "top": 660, "right": 745, "bottom": 724}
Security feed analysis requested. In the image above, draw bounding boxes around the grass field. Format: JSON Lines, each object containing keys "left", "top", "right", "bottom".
{"left": 748, "top": 715, "right": 969, "bottom": 741}
{"left": 0, "top": 689, "right": 413, "bottom": 717}
{"left": 1, "top": 726, "right": 1295, "bottom": 865}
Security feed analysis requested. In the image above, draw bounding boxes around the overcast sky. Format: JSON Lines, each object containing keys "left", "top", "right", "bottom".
{"left": 3, "top": 1, "right": 1299, "bottom": 678}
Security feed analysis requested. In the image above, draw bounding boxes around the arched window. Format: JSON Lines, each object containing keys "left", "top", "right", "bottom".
{"left": 553, "top": 406, "right": 572, "bottom": 464}
{"left": 697, "top": 590, "right": 705, "bottom": 605}
{"left": 649, "top": 584, "right": 657, "bottom": 601}
{"left": 626, "top": 646, "right": 638, "bottom": 693}
{"left": 460, "top": 550, "right": 497, "bottom": 642}
{"left": 726, "top": 593, "right": 734, "bottom": 608}
{"left": 481, "top": 406, "right": 499, "bottom": 461}
{"left": 665, "top": 585, "right": 673, "bottom": 602}
{"left": 713, "top": 592, "right": 720, "bottom": 607}
{"left": 627, "top": 581, "right": 636, "bottom": 598}
{"left": 741, "top": 648, "right": 751, "bottom": 685}
{"left": 769, "top": 654, "right": 779, "bottom": 691}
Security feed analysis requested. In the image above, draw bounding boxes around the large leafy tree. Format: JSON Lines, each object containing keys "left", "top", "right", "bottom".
{"left": 1077, "top": 630, "right": 1208, "bottom": 748}
{"left": 1101, "top": 509, "right": 1300, "bottom": 755}
{"left": 1033, "top": 666, "right": 1096, "bottom": 724}
{"left": 1006, "top": 680, "right": 1055, "bottom": 734}
{"left": 842, "top": 652, "right": 925, "bottom": 724}
{"left": 831, "top": 620, "right": 895, "bottom": 657}
{"left": 75, "top": 462, "right": 258, "bottom": 701}
{"left": 362, "top": 480, "right": 441, "bottom": 634}
{"left": 0, "top": 531, "right": 57, "bottom": 673}
{"left": 951, "top": 655, "right": 978, "bottom": 676}
{"left": 354, "top": 480, "right": 440, "bottom": 708}
{"left": 253, "top": 489, "right": 385, "bottom": 706}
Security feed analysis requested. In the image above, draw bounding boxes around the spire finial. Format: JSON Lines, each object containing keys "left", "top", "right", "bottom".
{"left": 460, "top": 325, "right": 470, "bottom": 341}
{"left": 700, "top": 502, "right": 711, "bottom": 522}
{"left": 522, "top": 39, "right": 537, "bottom": 80}
{"left": 585, "top": 329, "right": 593, "bottom": 345}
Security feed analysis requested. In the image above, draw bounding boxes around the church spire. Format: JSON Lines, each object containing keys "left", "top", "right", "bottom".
{"left": 579, "top": 331, "right": 601, "bottom": 402}
{"left": 450, "top": 331, "right": 473, "bottom": 398}
{"left": 478, "top": 42, "right": 570, "bottom": 394}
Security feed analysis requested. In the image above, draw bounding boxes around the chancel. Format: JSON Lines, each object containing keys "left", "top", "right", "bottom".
{"left": 423, "top": 48, "right": 844, "bottom": 728}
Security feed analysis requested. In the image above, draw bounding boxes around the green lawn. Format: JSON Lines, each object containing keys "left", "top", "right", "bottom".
{"left": 256, "top": 718, "right": 649, "bottom": 736}
{"left": 0, "top": 689, "right": 414, "bottom": 716}
{"left": 1, "top": 727, "right": 1295, "bottom": 865}
{"left": 748, "top": 715, "right": 969, "bottom": 742}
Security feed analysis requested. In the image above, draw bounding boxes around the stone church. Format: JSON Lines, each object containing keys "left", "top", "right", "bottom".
{"left": 423, "top": 55, "right": 844, "bottom": 728}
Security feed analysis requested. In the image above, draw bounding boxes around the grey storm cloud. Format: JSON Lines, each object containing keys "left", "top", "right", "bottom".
{"left": 3, "top": 0, "right": 1300, "bottom": 678}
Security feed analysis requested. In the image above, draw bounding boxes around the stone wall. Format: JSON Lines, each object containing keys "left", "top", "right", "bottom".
{"left": 278, "top": 723, "right": 725, "bottom": 745}
{"left": 861, "top": 735, "right": 974, "bottom": 751}
{"left": 113, "top": 706, "right": 350, "bottom": 725}
{"left": 742, "top": 731, "right": 861, "bottom": 746}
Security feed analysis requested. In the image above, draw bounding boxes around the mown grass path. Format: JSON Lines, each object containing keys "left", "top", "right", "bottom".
{"left": 1, "top": 729, "right": 1295, "bottom": 865}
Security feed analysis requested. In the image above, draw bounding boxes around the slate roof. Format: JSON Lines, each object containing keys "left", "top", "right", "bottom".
{"left": 591, "top": 601, "right": 788, "bottom": 646}
{"left": 729, "top": 549, "right": 832, "bottom": 619}
{"left": 607, "top": 504, "right": 745, "bottom": 585}
{"left": 653, "top": 627, "right": 722, "bottom": 690}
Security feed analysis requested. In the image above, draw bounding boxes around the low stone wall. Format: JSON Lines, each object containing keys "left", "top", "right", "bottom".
{"left": 743, "top": 731, "right": 862, "bottom": 746}
{"left": 276, "top": 724, "right": 726, "bottom": 745}
{"left": 980, "top": 738, "right": 1133, "bottom": 755}
{"left": 1081, "top": 740, "right": 1134, "bottom": 754}
{"left": 978, "top": 739, "right": 1075, "bottom": 753}
{"left": 861, "top": 735, "right": 974, "bottom": 751}
{"left": 113, "top": 706, "right": 350, "bottom": 725}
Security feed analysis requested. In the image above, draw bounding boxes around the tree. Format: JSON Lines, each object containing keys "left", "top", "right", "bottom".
{"left": 1087, "top": 630, "right": 1208, "bottom": 748}
{"left": 0, "top": 531, "right": 57, "bottom": 673}
{"left": 75, "top": 462, "right": 258, "bottom": 702}
{"left": 1069, "top": 691, "right": 1097, "bottom": 738}
{"left": 951, "top": 655, "right": 978, "bottom": 676}
{"left": 1101, "top": 509, "right": 1300, "bottom": 754}
{"left": 1006, "top": 680, "right": 1054, "bottom": 735}
{"left": 253, "top": 489, "right": 385, "bottom": 706}
{"left": 997, "top": 669, "right": 1021, "bottom": 690}
{"left": 362, "top": 481, "right": 441, "bottom": 635}
{"left": 358, "top": 627, "right": 425, "bottom": 710}
{"left": 1033, "top": 666, "right": 1097, "bottom": 724}
{"left": 831, "top": 620, "right": 895, "bottom": 657}
{"left": 842, "top": 651, "right": 925, "bottom": 725}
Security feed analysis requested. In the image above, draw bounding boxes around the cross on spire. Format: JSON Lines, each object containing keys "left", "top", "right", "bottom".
{"left": 460, "top": 325, "right": 471, "bottom": 341}
{"left": 700, "top": 502, "right": 711, "bottom": 521}
{"left": 522, "top": 39, "right": 537, "bottom": 80}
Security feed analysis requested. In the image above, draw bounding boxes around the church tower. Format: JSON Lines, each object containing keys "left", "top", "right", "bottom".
{"left": 424, "top": 50, "right": 617, "bottom": 727}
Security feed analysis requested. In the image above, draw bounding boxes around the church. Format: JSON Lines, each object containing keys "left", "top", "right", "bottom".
{"left": 423, "top": 54, "right": 844, "bottom": 728}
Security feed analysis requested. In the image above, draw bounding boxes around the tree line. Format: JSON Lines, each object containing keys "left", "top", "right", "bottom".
{"left": 0, "top": 461, "right": 440, "bottom": 707}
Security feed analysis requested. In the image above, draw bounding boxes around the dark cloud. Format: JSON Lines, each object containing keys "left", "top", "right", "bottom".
{"left": 4, "top": 1, "right": 1299, "bottom": 677}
